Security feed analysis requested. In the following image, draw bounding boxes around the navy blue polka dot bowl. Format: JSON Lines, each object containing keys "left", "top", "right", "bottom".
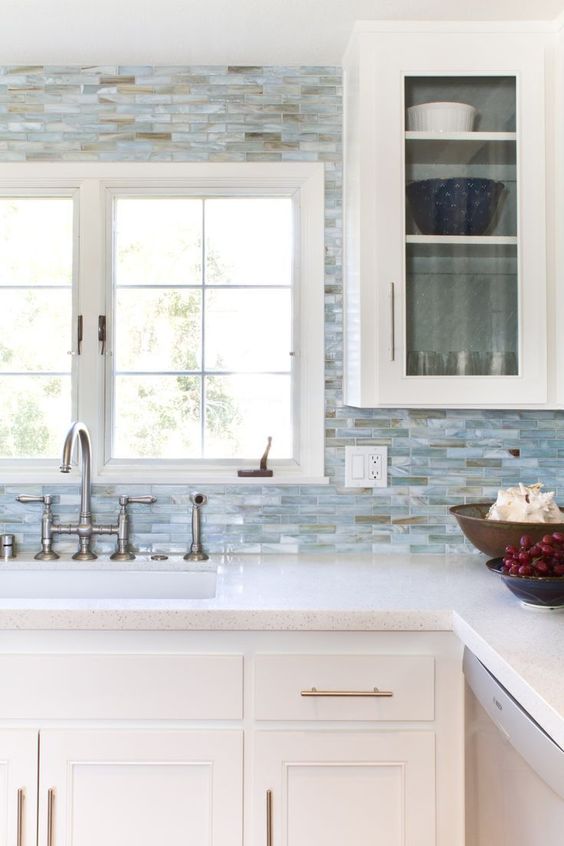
{"left": 406, "top": 177, "right": 505, "bottom": 236}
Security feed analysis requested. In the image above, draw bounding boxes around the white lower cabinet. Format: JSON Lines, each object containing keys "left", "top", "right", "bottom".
{"left": 37, "top": 730, "right": 243, "bottom": 846}
{"left": 0, "top": 728, "right": 242, "bottom": 846}
{"left": 253, "top": 731, "right": 436, "bottom": 846}
{"left": 0, "top": 631, "right": 463, "bottom": 846}
{"left": 0, "top": 731, "right": 37, "bottom": 846}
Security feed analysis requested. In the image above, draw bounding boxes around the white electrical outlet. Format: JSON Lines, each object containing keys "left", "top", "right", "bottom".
{"left": 345, "top": 446, "right": 388, "bottom": 488}
{"left": 369, "top": 453, "right": 382, "bottom": 481}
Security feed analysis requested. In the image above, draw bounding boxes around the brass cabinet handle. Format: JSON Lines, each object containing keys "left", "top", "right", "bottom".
{"left": 266, "top": 789, "right": 272, "bottom": 846}
{"left": 300, "top": 687, "right": 393, "bottom": 698}
{"left": 16, "top": 789, "right": 24, "bottom": 846}
{"left": 47, "top": 789, "right": 55, "bottom": 846}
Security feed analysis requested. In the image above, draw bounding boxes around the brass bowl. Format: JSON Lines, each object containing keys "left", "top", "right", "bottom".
{"left": 449, "top": 503, "right": 564, "bottom": 558}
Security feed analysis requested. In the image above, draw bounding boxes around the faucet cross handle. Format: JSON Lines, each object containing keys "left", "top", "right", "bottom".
{"left": 16, "top": 495, "right": 59, "bottom": 561}
{"left": 111, "top": 495, "right": 157, "bottom": 562}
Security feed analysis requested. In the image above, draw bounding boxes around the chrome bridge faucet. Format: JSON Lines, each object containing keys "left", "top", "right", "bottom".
{"left": 17, "top": 421, "right": 156, "bottom": 561}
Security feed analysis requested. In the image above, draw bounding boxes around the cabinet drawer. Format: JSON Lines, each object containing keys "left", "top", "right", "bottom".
{"left": 254, "top": 654, "right": 434, "bottom": 721}
{"left": 0, "top": 654, "right": 243, "bottom": 720}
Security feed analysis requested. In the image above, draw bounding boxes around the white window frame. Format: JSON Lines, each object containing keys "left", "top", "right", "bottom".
{"left": 0, "top": 163, "right": 327, "bottom": 485}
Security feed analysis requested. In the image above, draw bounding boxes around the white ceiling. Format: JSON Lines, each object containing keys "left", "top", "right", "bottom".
{"left": 1, "top": 0, "right": 563, "bottom": 65}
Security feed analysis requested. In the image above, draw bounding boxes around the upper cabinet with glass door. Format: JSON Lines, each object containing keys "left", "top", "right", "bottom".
{"left": 344, "top": 24, "right": 553, "bottom": 407}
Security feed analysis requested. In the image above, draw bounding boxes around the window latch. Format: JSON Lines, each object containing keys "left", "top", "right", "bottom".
{"left": 98, "top": 315, "right": 106, "bottom": 355}
{"left": 77, "top": 314, "right": 83, "bottom": 355}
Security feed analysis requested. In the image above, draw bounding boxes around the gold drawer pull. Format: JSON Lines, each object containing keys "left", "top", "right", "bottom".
{"left": 300, "top": 687, "right": 393, "bottom": 698}
{"left": 47, "top": 789, "right": 55, "bottom": 846}
{"left": 16, "top": 789, "right": 24, "bottom": 846}
{"left": 266, "top": 789, "right": 272, "bottom": 846}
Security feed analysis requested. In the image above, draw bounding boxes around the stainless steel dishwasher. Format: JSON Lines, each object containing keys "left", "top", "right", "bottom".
{"left": 464, "top": 647, "right": 564, "bottom": 845}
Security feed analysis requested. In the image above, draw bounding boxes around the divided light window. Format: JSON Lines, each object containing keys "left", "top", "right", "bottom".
{"left": 0, "top": 163, "right": 324, "bottom": 482}
{"left": 0, "top": 195, "right": 75, "bottom": 458}
{"left": 111, "top": 195, "right": 295, "bottom": 461}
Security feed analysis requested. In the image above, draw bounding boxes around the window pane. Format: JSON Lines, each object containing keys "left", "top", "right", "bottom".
{"left": 113, "top": 375, "right": 201, "bottom": 458}
{"left": 0, "top": 198, "right": 73, "bottom": 286}
{"left": 0, "top": 375, "right": 71, "bottom": 458}
{"left": 115, "top": 199, "right": 202, "bottom": 286}
{"left": 205, "top": 289, "right": 291, "bottom": 372}
{"left": 0, "top": 290, "right": 72, "bottom": 372}
{"left": 204, "top": 375, "right": 291, "bottom": 458}
{"left": 111, "top": 194, "right": 296, "bottom": 463}
{"left": 205, "top": 198, "right": 293, "bottom": 285}
{"left": 0, "top": 194, "right": 74, "bottom": 460}
{"left": 115, "top": 289, "right": 201, "bottom": 372}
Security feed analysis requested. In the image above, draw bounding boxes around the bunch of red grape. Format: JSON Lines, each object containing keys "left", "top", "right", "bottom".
{"left": 503, "top": 533, "right": 564, "bottom": 578}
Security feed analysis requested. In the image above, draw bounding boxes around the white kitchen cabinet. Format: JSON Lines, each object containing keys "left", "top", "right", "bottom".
{"left": 0, "top": 731, "right": 37, "bottom": 846}
{"left": 37, "top": 730, "right": 243, "bottom": 846}
{"left": 343, "top": 23, "right": 554, "bottom": 408}
{"left": 0, "top": 630, "right": 463, "bottom": 846}
{"left": 253, "top": 731, "right": 435, "bottom": 846}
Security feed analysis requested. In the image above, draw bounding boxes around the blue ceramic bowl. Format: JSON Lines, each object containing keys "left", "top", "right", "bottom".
{"left": 407, "top": 177, "right": 505, "bottom": 236}
{"left": 486, "top": 558, "right": 564, "bottom": 609}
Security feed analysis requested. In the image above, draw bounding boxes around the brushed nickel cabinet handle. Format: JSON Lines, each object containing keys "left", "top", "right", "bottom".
{"left": 389, "top": 282, "right": 396, "bottom": 362}
{"left": 266, "top": 789, "right": 272, "bottom": 846}
{"left": 300, "top": 687, "right": 394, "bottom": 698}
{"left": 16, "top": 789, "right": 23, "bottom": 846}
{"left": 47, "top": 789, "right": 55, "bottom": 846}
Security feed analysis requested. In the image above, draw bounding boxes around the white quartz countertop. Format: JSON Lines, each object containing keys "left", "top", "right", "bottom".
{"left": 0, "top": 553, "right": 562, "bottom": 748}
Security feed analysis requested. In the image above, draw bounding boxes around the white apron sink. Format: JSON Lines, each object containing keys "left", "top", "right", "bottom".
{"left": 0, "top": 567, "right": 217, "bottom": 600}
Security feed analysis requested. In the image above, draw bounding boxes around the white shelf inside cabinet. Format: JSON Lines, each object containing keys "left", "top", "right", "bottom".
{"left": 406, "top": 235, "right": 517, "bottom": 245}
{"left": 405, "top": 131, "right": 517, "bottom": 141}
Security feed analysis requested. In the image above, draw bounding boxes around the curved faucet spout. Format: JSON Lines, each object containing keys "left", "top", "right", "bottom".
{"left": 60, "top": 421, "right": 92, "bottom": 521}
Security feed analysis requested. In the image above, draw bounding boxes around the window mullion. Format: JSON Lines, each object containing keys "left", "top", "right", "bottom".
{"left": 71, "top": 188, "right": 81, "bottom": 429}
{"left": 75, "top": 179, "right": 107, "bottom": 475}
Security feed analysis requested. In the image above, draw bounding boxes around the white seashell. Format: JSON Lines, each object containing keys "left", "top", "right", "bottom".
{"left": 486, "top": 483, "right": 562, "bottom": 523}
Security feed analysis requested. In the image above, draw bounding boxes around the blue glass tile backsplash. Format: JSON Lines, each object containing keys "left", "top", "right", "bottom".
{"left": 0, "top": 65, "right": 560, "bottom": 554}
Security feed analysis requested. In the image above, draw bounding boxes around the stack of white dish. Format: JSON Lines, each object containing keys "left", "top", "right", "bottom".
{"left": 407, "top": 101, "right": 477, "bottom": 132}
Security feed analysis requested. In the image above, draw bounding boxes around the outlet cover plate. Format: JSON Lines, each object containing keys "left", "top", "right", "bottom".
{"left": 345, "top": 446, "right": 388, "bottom": 488}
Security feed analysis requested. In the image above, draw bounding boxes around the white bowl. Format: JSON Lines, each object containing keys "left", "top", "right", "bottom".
{"left": 407, "top": 101, "right": 477, "bottom": 132}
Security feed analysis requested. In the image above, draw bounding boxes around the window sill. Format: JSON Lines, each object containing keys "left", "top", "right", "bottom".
{"left": 3, "top": 469, "right": 330, "bottom": 487}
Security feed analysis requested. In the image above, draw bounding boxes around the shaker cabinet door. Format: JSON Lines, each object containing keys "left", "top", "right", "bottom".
{"left": 38, "top": 729, "right": 242, "bottom": 846}
{"left": 253, "top": 730, "right": 435, "bottom": 846}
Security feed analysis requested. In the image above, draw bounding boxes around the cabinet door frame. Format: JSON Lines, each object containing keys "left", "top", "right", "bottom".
{"left": 0, "top": 730, "right": 37, "bottom": 846}
{"left": 253, "top": 730, "right": 436, "bottom": 846}
{"left": 38, "top": 728, "right": 243, "bottom": 846}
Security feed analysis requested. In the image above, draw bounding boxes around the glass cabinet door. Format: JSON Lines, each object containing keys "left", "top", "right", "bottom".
{"left": 404, "top": 76, "right": 518, "bottom": 378}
